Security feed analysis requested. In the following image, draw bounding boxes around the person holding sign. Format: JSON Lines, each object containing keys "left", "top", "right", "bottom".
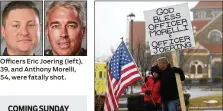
{"left": 156, "top": 57, "right": 185, "bottom": 111}
{"left": 1, "top": 1, "right": 41, "bottom": 56}
{"left": 45, "top": 1, "right": 86, "bottom": 56}
{"left": 141, "top": 65, "right": 161, "bottom": 111}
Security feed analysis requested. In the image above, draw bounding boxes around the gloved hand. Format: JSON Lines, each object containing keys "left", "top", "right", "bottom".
{"left": 145, "top": 90, "right": 151, "bottom": 95}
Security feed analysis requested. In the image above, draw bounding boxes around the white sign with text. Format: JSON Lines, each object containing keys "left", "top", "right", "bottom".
{"left": 144, "top": 3, "right": 195, "bottom": 55}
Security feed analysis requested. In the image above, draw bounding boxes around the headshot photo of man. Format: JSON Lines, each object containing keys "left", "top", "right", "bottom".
{"left": 45, "top": 1, "right": 87, "bottom": 56}
{"left": 1, "top": 1, "right": 43, "bottom": 56}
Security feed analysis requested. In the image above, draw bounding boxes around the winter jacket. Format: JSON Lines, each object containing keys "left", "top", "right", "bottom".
{"left": 159, "top": 64, "right": 185, "bottom": 102}
{"left": 141, "top": 76, "right": 161, "bottom": 103}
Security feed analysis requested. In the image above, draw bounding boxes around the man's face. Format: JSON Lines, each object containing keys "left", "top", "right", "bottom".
{"left": 1, "top": 9, "right": 40, "bottom": 55}
{"left": 158, "top": 62, "right": 167, "bottom": 70}
{"left": 47, "top": 6, "right": 85, "bottom": 56}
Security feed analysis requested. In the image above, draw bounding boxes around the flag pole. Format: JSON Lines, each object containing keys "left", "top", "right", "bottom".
{"left": 105, "top": 38, "right": 156, "bottom": 110}
{"left": 121, "top": 38, "right": 156, "bottom": 107}
{"left": 105, "top": 61, "right": 119, "bottom": 111}
{"left": 172, "top": 51, "right": 186, "bottom": 111}
{"left": 104, "top": 38, "right": 130, "bottom": 111}
{"left": 121, "top": 38, "right": 148, "bottom": 89}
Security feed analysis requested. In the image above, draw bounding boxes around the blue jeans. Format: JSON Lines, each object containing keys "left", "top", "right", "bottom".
{"left": 167, "top": 100, "right": 179, "bottom": 111}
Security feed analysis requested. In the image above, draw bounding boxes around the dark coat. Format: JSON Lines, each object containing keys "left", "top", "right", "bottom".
{"left": 159, "top": 64, "right": 185, "bottom": 102}
{"left": 3, "top": 48, "right": 35, "bottom": 56}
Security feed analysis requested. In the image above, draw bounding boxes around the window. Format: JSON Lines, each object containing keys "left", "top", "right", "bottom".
{"left": 191, "top": 65, "right": 195, "bottom": 73}
{"left": 197, "top": 65, "right": 202, "bottom": 74}
{"left": 209, "top": 30, "right": 222, "bottom": 43}
{"left": 211, "top": 11, "right": 220, "bottom": 18}
{"left": 196, "top": 11, "right": 206, "bottom": 20}
{"left": 212, "top": 61, "right": 222, "bottom": 77}
{"left": 99, "top": 71, "right": 102, "bottom": 78}
{"left": 104, "top": 72, "right": 106, "bottom": 78}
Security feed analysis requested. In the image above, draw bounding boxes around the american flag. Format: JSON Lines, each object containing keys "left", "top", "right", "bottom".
{"left": 104, "top": 41, "right": 142, "bottom": 111}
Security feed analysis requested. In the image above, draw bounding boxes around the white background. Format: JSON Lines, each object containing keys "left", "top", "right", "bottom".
{"left": 144, "top": 3, "right": 195, "bottom": 55}
{"left": 0, "top": 0, "right": 94, "bottom": 111}
{"left": 95, "top": 1, "right": 198, "bottom": 59}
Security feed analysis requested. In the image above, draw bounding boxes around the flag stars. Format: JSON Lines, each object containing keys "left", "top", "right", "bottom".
{"left": 109, "top": 42, "right": 134, "bottom": 80}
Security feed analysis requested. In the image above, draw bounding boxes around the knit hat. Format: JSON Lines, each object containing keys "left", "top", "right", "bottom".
{"left": 151, "top": 65, "right": 159, "bottom": 74}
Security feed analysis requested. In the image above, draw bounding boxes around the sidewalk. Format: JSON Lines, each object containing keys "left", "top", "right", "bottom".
{"left": 202, "top": 88, "right": 222, "bottom": 91}
{"left": 119, "top": 106, "right": 223, "bottom": 111}
{"left": 189, "top": 106, "right": 223, "bottom": 110}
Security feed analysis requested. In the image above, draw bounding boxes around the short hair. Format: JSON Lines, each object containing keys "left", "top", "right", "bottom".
{"left": 46, "top": 1, "right": 86, "bottom": 27}
{"left": 157, "top": 57, "right": 169, "bottom": 64}
{"left": 2, "top": 1, "right": 40, "bottom": 26}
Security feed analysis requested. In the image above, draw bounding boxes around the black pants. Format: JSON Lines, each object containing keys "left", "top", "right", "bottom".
{"left": 144, "top": 102, "right": 161, "bottom": 111}
{"left": 161, "top": 103, "right": 168, "bottom": 111}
